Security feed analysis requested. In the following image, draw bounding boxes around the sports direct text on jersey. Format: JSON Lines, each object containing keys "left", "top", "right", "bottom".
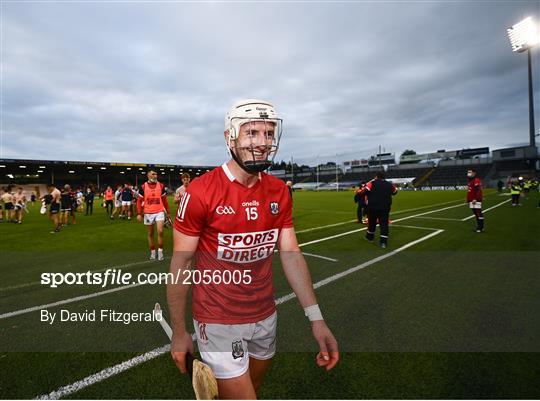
{"left": 217, "top": 228, "right": 279, "bottom": 263}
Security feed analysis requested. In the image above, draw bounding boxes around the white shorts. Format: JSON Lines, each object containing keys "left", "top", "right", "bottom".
{"left": 469, "top": 201, "right": 482, "bottom": 209}
{"left": 115, "top": 201, "right": 121, "bottom": 208}
{"left": 143, "top": 211, "right": 165, "bottom": 225}
{"left": 193, "top": 312, "right": 277, "bottom": 379}
{"left": 121, "top": 201, "right": 132, "bottom": 206}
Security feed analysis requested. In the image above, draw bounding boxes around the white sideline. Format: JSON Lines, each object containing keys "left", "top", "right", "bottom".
{"left": 1, "top": 200, "right": 459, "bottom": 320}
{"left": 295, "top": 219, "right": 356, "bottom": 233}
{"left": 302, "top": 252, "right": 338, "bottom": 262}
{"left": 294, "top": 197, "right": 466, "bottom": 234}
{"left": 414, "top": 216, "right": 462, "bottom": 221}
{"left": 390, "top": 224, "right": 440, "bottom": 231}
{"left": 298, "top": 201, "right": 463, "bottom": 248}
{"left": 278, "top": 229, "right": 444, "bottom": 303}
{"left": 460, "top": 199, "right": 510, "bottom": 220}
{"left": 36, "top": 345, "right": 171, "bottom": 400}
{"left": 35, "top": 229, "right": 443, "bottom": 400}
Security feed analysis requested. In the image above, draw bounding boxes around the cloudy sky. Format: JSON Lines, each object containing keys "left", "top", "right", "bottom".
{"left": 1, "top": 1, "right": 539, "bottom": 166}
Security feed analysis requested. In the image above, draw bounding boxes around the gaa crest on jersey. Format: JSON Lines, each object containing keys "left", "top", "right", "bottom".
{"left": 269, "top": 201, "right": 279, "bottom": 215}
{"left": 232, "top": 340, "right": 244, "bottom": 359}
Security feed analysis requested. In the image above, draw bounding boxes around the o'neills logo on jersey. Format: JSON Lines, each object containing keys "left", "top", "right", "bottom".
{"left": 241, "top": 200, "right": 259, "bottom": 207}
{"left": 217, "top": 229, "right": 278, "bottom": 264}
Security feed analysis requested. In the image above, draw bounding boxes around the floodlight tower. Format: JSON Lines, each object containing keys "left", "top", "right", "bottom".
{"left": 507, "top": 16, "right": 539, "bottom": 148}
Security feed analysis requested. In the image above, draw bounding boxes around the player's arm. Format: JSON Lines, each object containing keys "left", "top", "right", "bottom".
{"left": 174, "top": 189, "right": 182, "bottom": 204}
{"left": 278, "top": 227, "right": 339, "bottom": 371}
{"left": 136, "top": 188, "right": 144, "bottom": 220}
{"left": 162, "top": 194, "right": 170, "bottom": 214}
{"left": 167, "top": 229, "right": 198, "bottom": 374}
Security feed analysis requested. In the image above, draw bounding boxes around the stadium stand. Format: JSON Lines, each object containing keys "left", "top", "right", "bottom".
{"left": 494, "top": 159, "right": 533, "bottom": 175}
{"left": 424, "top": 162, "right": 493, "bottom": 187}
{"left": 0, "top": 158, "right": 216, "bottom": 192}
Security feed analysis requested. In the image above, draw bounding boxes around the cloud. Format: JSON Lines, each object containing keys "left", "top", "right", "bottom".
{"left": 2, "top": 2, "right": 539, "bottom": 165}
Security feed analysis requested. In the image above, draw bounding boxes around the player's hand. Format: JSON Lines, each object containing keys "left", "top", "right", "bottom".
{"left": 136, "top": 214, "right": 142, "bottom": 222}
{"left": 472, "top": 200, "right": 476, "bottom": 205}
{"left": 311, "top": 320, "right": 339, "bottom": 371}
{"left": 171, "top": 331, "right": 195, "bottom": 374}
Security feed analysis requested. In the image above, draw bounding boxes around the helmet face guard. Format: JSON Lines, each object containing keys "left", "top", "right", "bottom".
{"left": 225, "top": 99, "right": 282, "bottom": 174}
{"left": 227, "top": 117, "right": 282, "bottom": 174}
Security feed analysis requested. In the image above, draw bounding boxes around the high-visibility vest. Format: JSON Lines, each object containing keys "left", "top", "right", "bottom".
{"left": 510, "top": 184, "right": 521, "bottom": 195}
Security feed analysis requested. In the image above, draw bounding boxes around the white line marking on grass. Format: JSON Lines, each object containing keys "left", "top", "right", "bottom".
{"left": 302, "top": 252, "right": 338, "bottom": 262}
{"left": 298, "top": 202, "right": 461, "bottom": 248}
{"left": 35, "top": 344, "right": 171, "bottom": 400}
{"left": 294, "top": 198, "right": 466, "bottom": 234}
{"left": 389, "top": 198, "right": 465, "bottom": 215}
{"left": 295, "top": 219, "right": 356, "bottom": 234}
{"left": 279, "top": 229, "right": 445, "bottom": 302}
{"left": 0, "top": 283, "right": 144, "bottom": 320}
{"left": 413, "top": 216, "right": 463, "bottom": 221}
{"left": 299, "top": 227, "right": 367, "bottom": 247}
{"left": 391, "top": 224, "right": 440, "bottom": 231}
{"left": 461, "top": 199, "right": 510, "bottom": 221}
{"left": 35, "top": 228, "right": 443, "bottom": 400}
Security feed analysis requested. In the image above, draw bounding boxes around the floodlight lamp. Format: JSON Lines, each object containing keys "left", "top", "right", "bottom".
{"left": 507, "top": 17, "right": 539, "bottom": 52}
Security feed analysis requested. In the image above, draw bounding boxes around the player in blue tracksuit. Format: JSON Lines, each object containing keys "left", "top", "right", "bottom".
{"left": 120, "top": 183, "right": 134, "bottom": 220}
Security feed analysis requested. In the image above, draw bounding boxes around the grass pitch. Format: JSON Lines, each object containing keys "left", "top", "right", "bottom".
{"left": 0, "top": 188, "right": 539, "bottom": 399}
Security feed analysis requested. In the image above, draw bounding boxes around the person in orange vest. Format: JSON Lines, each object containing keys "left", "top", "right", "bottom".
{"left": 103, "top": 186, "right": 114, "bottom": 216}
{"left": 136, "top": 170, "right": 170, "bottom": 261}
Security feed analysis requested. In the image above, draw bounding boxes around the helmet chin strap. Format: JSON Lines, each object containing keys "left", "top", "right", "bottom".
{"left": 230, "top": 147, "right": 270, "bottom": 174}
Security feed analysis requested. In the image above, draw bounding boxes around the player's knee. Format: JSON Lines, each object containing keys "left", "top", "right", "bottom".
{"left": 217, "top": 371, "right": 256, "bottom": 400}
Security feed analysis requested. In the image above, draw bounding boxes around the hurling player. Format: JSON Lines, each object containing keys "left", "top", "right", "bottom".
{"left": 136, "top": 170, "right": 170, "bottom": 261}
{"left": 466, "top": 168, "right": 484, "bottom": 233}
{"left": 167, "top": 99, "right": 339, "bottom": 399}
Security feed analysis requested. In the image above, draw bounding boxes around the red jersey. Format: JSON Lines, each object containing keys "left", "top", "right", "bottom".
{"left": 174, "top": 163, "right": 293, "bottom": 324}
{"left": 467, "top": 177, "right": 483, "bottom": 202}
{"left": 136, "top": 181, "right": 170, "bottom": 215}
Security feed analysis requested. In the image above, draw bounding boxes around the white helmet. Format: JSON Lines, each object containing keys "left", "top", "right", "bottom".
{"left": 224, "top": 99, "right": 282, "bottom": 173}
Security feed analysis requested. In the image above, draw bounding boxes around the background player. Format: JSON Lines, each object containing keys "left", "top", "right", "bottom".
{"left": 103, "top": 186, "right": 114, "bottom": 216}
{"left": 120, "top": 183, "right": 134, "bottom": 220}
{"left": 466, "top": 169, "right": 484, "bottom": 233}
{"left": 13, "top": 187, "right": 27, "bottom": 224}
{"left": 137, "top": 170, "right": 170, "bottom": 260}
{"left": 111, "top": 184, "right": 123, "bottom": 219}
{"left": 1, "top": 187, "right": 14, "bottom": 222}
{"left": 59, "top": 184, "right": 73, "bottom": 227}
{"left": 45, "top": 183, "right": 62, "bottom": 233}
{"left": 354, "top": 181, "right": 368, "bottom": 224}
{"left": 173, "top": 173, "right": 190, "bottom": 205}
{"left": 167, "top": 99, "right": 339, "bottom": 399}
